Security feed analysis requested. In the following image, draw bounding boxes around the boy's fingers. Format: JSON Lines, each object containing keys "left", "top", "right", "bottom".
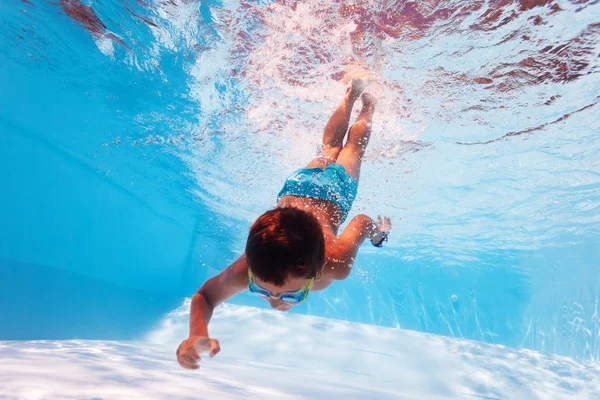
{"left": 185, "top": 343, "right": 200, "bottom": 360}
{"left": 182, "top": 359, "right": 199, "bottom": 370}
{"left": 187, "top": 349, "right": 200, "bottom": 361}
{"left": 179, "top": 355, "right": 199, "bottom": 369}
{"left": 195, "top": 337, "right": 211, "bottom": 351}
{"left": 179, "top": 357, "right": 192, "bottom": 368}
{"left": 193, "top": 337, "right": 220, "bottom": 357}
{"left": 209, "top": 341, "right": 221, "bottom": 358}
{"left": 177, "top": 338, "right": 208, "bottom": 370}
{"left": 182, "top": 353, "right": 200, "bottom": 364}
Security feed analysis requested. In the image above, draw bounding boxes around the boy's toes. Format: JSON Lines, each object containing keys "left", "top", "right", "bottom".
{"left": 350, "top": 78, "right": 372, "bottom": 98}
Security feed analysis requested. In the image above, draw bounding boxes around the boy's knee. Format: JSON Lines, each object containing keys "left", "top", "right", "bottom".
{"left": 354, "top": 120, "right": 371, "bottom": 130}
{"left": 323, "top": 143, "right": 343, "bottom": 154}
{"left": 349, "top": 121, "right": 372, "bottom": 140}
{"left": 345, "top": 139, "right": 368, "bottom": 151}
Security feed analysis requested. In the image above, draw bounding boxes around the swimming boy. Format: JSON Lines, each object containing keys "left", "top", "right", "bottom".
{"left": 177, "top": 79, "right": 392, "bottom": 369}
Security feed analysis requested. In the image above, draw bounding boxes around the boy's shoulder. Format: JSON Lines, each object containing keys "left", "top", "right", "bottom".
{"left": 318, "top": 237, "right": 355, "bottom": 284}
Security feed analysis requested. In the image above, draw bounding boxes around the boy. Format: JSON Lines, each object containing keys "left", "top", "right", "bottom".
{"left": 177, "top": 79, "right": 392, "bottom": 369}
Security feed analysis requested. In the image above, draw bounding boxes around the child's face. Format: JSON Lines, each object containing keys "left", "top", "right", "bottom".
{"left": 252, "top": 274, "right": 315, "bottom": 312}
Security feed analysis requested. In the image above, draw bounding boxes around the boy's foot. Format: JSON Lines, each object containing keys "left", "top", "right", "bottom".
{"left": 343, "top": 66, "right": 376, "bottom": 98}
{"left": 361, "top": 92, "right": 377, "bottom": 108}
{"left": 348, "top": 78, "right": 373, "bottom": 100}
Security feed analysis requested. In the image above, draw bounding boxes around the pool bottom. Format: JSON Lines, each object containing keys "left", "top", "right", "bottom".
{"left": 1, "top": 303, "right": 598, "bottom": 399}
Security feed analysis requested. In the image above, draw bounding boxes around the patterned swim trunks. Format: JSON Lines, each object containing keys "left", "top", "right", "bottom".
{"left": 277, "top": 163, "right": 358, "bottom": 223}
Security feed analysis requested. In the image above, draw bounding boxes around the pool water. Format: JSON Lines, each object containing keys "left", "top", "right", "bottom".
{"left": 1, "top": 0, "right": 599, "bottom": 383}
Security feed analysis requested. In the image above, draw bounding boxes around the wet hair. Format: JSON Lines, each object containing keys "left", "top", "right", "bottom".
{"left": 245, "top": 207, "right": 325, "bottom": 286}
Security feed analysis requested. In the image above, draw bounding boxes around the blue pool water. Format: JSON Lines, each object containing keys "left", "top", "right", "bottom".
{"left": 1, "top": 0, "right": 599, "bottom": 375}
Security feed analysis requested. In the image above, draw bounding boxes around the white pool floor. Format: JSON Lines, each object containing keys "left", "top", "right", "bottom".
{"left": 1, "top": 303, "right": 599, "bottom": 399}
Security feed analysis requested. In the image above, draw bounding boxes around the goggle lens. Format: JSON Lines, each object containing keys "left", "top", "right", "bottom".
{"left": 248, "top": 281, "right": 272, "bottom": 299}
{"left": 279, "top": 292, "right": 306, "bottom": 303}
{"left": 247, "top": 271, "right": 312, "bottom": 304}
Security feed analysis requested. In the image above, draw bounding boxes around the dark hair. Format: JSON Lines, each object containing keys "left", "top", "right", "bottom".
{"left": 245, "top": 207, "right": 325, "bottom": 286}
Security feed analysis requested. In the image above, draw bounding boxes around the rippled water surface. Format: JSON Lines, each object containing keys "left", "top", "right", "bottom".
{"left": 1, "top": 0, "right": 599, "bottom": 361}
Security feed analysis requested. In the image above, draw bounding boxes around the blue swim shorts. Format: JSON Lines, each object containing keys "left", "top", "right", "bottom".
{"left": 277, "top": 163, "right": 358, "bottom": 223}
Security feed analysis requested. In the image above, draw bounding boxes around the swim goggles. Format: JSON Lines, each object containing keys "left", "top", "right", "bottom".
{"left": 247, "top": 269, "right": 315, "bottom": 304}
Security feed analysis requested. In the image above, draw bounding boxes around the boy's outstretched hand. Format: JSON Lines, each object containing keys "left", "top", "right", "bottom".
{"left": 371, "top": 215, "right": 392, "bottom": 247}
{"left": 177, "top": 336, "right": 221, "bottom": 370}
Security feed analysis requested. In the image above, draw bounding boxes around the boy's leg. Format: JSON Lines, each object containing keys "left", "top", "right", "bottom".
{"left": 335, "top": 93, "right": 376, "bottom": 183}
{"left": 305, "top": 79, "right": 370, "bottom": 169}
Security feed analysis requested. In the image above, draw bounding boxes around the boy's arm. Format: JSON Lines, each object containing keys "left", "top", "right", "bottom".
{"left": 331, "top": 214, "right": 390, "bottom": 280}
{"left": 190, "top": 253, "right": 248, "bottom": 336}
{"left": 177, "top": 254, "right": 248, "bottom": 369}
